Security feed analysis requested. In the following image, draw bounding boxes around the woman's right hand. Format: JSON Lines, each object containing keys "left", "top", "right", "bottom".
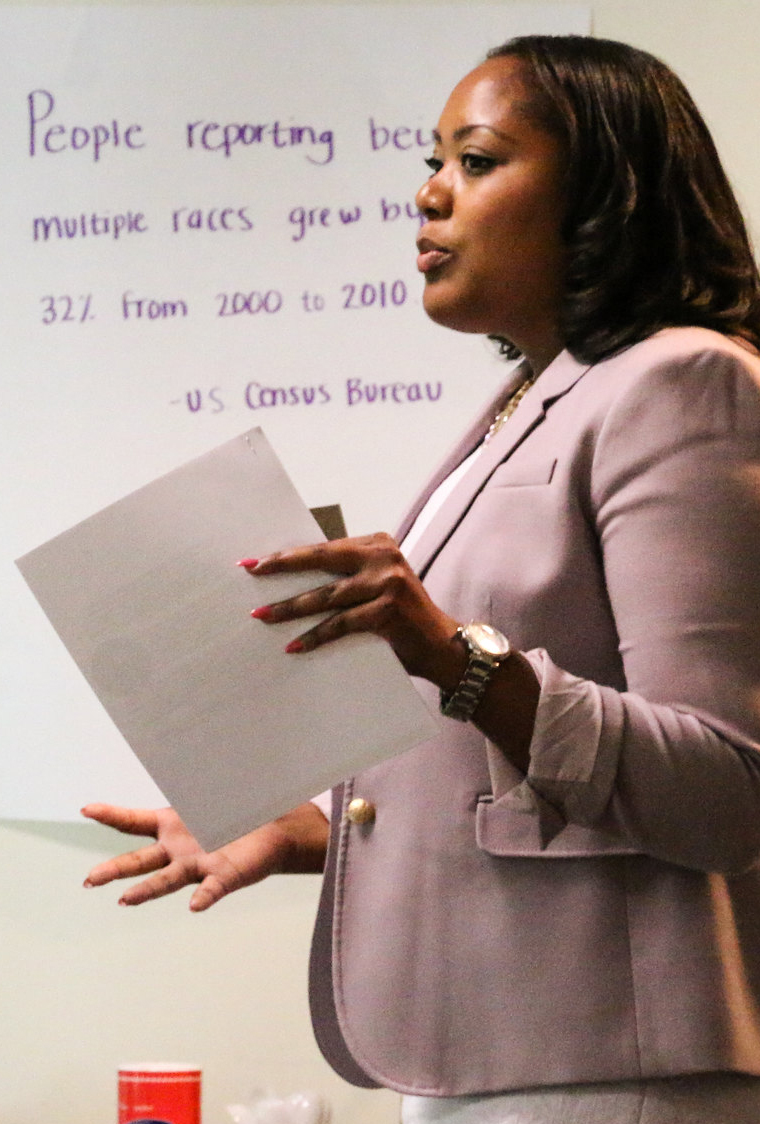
{"left": 81, "top": 801, "right": 329, "bottom": 912}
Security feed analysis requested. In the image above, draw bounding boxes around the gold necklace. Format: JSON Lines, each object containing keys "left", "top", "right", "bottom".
{"left": 483, "top": 372, "right": 538, "bottom": 443}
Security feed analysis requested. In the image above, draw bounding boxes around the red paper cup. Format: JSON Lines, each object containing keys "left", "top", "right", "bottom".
{"left": 118, "top": 1063, "right": 201, "bottom": 1124}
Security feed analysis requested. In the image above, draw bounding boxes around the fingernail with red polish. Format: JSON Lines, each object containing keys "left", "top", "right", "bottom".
{"left": 237, "top": 558, "right": 259, "bottom": 569}
{"left": 285, "top": 639, "right": 304, "bottom": 654}
{"left": 250, "top": 606, "right": 273, "bottom": 621}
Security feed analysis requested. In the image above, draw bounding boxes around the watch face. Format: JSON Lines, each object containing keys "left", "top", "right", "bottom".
{"left": 465, "top": 622, "right": 511, "bottom": 658}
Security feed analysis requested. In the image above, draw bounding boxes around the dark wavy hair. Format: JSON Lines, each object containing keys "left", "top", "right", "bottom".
{"left": 486, "top": 35, "right": 760, "bottom": 362}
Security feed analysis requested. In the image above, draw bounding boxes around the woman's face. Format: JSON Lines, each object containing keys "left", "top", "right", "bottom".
{"left": 415, "top": 55, "right": 567, "bottom": 372}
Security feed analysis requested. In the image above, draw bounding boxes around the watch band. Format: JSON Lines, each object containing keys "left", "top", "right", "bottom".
{"left": 439, "top": 623, "right": 511, "bottom": 723}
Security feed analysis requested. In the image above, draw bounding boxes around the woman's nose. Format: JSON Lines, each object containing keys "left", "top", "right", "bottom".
{"left": 416, "top": 170, "right": 453, "bottom": 219}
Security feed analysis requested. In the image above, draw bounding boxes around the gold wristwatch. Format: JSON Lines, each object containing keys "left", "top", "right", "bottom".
{"left": 439, "top": 622, "right": 512, "bottom": 723}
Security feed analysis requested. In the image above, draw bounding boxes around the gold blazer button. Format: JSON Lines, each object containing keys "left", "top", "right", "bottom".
{"left": 346, "top": 797, "right": 376, "bottom": 825}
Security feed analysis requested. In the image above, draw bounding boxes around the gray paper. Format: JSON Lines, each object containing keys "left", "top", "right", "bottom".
{"left": 16, "top": 428, "right": 437, "bottom": 849}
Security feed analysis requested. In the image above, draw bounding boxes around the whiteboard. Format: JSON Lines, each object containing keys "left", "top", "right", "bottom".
{"left": 0, "top": 3, "right": 589, "bottom": 819}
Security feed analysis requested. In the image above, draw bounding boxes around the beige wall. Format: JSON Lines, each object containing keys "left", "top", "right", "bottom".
{"left": 3, "top": 3, "right": 759, "bottom": 1122}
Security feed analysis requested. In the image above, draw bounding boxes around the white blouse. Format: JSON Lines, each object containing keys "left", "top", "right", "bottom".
{"left": 310, "top": 443, "right": 484, "bottom": 826}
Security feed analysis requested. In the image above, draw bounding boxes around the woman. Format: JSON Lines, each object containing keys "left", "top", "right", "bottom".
{"left": 84, "top": 36, "right": 760, "bottom": 1123}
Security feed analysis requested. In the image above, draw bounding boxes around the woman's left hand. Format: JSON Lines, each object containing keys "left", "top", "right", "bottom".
{"left": 241, "top": 532, "right": 463, "bottom": 688}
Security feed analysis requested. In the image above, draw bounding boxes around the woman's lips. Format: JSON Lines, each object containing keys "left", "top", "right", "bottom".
{"left": 416, "top": 239, "right": 453, "bottom": 274}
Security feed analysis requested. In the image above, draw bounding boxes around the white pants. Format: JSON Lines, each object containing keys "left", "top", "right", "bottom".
{"left": 401, "top": 1073, "right": 760, "bottom": 1124}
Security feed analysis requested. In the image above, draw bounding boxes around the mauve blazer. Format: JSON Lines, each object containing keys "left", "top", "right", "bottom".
{"left": 308, "top": 327, "right": 760, "bottom": 1096}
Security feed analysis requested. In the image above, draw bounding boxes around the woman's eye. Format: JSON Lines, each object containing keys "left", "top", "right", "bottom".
{"left": 424, "top": 156, "right": 443, "bottom": 176}
{"left": 461, "top": 152, "right": 496, "bottom": 175}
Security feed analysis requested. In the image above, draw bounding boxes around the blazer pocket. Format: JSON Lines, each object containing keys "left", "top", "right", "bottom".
{"left": 487, "top": 457, "right": 557, "bottom": 488}
{"left": 475, "top": 793, "right": 644, "bottom": 859}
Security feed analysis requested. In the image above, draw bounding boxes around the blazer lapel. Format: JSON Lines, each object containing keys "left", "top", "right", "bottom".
{"left": 395, "top": 363, "right": 529, "bottom": 544}
{"left": 404, "top": 350, "right": 590, "bottom": 578}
